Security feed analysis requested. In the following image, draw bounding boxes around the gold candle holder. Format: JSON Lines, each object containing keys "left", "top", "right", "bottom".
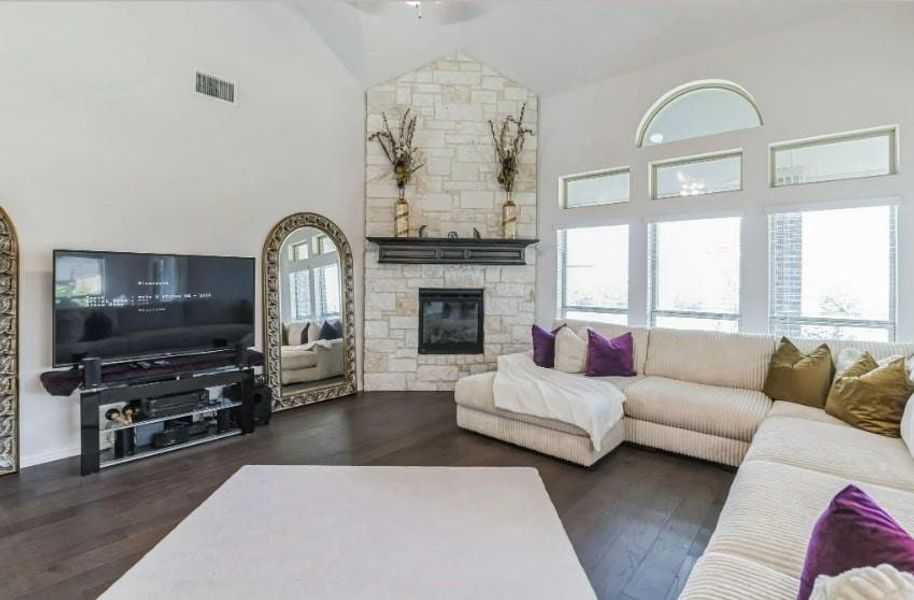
{"left": 395, "top": 188, "right": 410, "bottom": 238}
{"left": 502, "top": 192, "right": 517, "bottom": 239}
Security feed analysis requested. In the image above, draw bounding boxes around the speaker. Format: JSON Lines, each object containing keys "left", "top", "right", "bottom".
{"left": 252, "top": 376, "right": 272, "bottom": 426}
{"left": 82, "top": 357, "right": 102, "bottom": 388}
{"left": 114, "top": 429, "right": 134, "bottom": 458}
{"left": 224, "top": 377, "right": 272, "bottom": 426}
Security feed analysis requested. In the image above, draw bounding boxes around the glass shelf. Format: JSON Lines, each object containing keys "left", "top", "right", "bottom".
{"left": 100, "top": 428, "right": 242, "bottom": 468}
{"left": 102, "top": 398, "right": 242, "bottom": 432}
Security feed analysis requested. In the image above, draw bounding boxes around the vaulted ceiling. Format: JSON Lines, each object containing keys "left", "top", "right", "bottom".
{"left": 290, "top": 0, "right": 852, "bottom": 96}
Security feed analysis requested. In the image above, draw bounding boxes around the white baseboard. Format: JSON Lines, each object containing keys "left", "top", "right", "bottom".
{"left": 21, "top": 445, "right": 80, "bottom": 469}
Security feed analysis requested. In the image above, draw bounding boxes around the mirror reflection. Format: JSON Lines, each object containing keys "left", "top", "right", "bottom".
{"left": 279, "top": 227, "right": 344, "bottom": 396}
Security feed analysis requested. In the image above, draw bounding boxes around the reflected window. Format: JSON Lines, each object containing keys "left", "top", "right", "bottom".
{"left": 317, "top": 263, "right": 341, "bottom": 317}
{"left": 288, "top": 242, "right": 309, "bottom": 262}
{"left": 314, "top": 235, "right": 337, "bottom": 255}
{"left": 55, "top": 256, "right": 105, "bottom": 306}
{"left": 638, "top": 81, "right": 762, "bottom": 147}
{"left": 282, "top": 229, "right": 340, "bottom": 324}
{"left": 289, "top": 270, "right": 312, "bottom": 322}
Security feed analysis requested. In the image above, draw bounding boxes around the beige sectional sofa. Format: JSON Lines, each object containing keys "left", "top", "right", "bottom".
{"left": 456, "top": 320, "right": 776, "bottom": 467}
{"left": 453, "top": 320, "right": 914, "bottom": 599}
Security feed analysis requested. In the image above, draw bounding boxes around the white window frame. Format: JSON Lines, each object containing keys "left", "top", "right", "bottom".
{"left": 560, "top": 166, "right": 630, "bottom": 209}
{"left": 769, "top": 126, "right": 898, "bottom": 188}
{"left": 767, "top": 202, "right": 898, "bottom": 341}
{"left": 635, "top": 79, "right": 763, "bottom": 147}
{"left": 648, "top": 216, "right": 742, "bottom": 329}
{"left": 650, "top": 149, "right": 743, "bottom": 200}
{"left": 557, "top": 226, "right": 629, "bottom": 322}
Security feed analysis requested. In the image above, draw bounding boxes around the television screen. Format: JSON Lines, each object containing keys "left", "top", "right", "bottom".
{"left": 53, "top": 250, "right": 255, "bottom": 367}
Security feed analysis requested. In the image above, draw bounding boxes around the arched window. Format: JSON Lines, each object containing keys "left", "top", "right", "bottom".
{"left": 636, "top": 80, "right": 762, "bottom": 147}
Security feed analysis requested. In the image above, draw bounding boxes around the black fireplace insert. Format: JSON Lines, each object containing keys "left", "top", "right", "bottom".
{"left": 418, "top": 288, "right": 484, "bottom": 355}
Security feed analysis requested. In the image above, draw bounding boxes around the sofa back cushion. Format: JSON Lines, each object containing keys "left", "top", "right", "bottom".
{"left": 283, "top": 321, "right": 311, "bottom": 346}
{"left": 794, "top": 338, "right": 914, "bottom": 366}
{"left": 554, "top": 319, "right": 650, "bottom": 375}
{"left": 644, "top": 328, "right": 777, "bottom": 391}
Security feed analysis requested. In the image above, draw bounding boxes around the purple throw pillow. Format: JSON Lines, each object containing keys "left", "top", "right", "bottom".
{"left": 798, "top": 484, "right": 914, "bottom": 600}
{"left": 320, "top": 319, "right": 342, "bottom": 341}
{"left": 300, "top": 325, "right": 309, "bottom": 345}
{"left": 531, "top": 324, "right": 565, "bottom": 368}
{"left": 584, "top": 329, "right": 636, "bottom": 377}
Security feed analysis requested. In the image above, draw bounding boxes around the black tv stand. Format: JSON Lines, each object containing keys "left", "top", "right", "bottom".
{"left": 75, "top": 352, "right": 257, "bottom": 475}
{"left": 127, "top": 360, "right": 154, "bottom": 370}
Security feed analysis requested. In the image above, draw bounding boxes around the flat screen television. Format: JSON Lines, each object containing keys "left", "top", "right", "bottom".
{"left": 53, "top": 250, "right": 255, "bottom": 367}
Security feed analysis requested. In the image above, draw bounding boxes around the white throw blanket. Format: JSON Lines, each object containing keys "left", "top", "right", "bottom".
{"left": 493, "top": 352, "right": 625, "bottom": 452}
{"left": 811, "top": 564, "right": 914, "bottom": 600}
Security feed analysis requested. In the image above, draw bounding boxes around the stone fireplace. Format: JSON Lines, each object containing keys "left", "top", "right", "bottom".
{"left": 418, "top": 288, "right": 484, "bottom": 355}
{"left": 363, "top": 53, "right": 538, "bottom": 391}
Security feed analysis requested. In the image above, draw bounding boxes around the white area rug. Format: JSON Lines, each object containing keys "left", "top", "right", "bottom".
{"left": 101, "top": 466, "right": 596, "bottom": 600}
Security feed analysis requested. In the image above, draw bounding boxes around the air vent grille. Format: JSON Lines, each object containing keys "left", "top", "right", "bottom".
{"left": 195, "top": 72, "right": 235, "bottom": 103}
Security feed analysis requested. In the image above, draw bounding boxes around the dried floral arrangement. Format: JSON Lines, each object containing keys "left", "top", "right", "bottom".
{"left": 369, "top": 109, "right": 424, "bottom": 193}
{"left": 489, "top": 103, "right": 535, "bottom": 194}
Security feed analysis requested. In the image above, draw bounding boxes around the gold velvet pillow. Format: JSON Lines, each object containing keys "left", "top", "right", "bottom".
{"left": 763, "top": 338, "right": 834, "bottom": 408}
{"left": 826, "top": 353, "right": 914, "bottom": 437}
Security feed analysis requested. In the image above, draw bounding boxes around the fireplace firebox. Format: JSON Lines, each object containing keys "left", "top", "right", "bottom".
{"left": 418, "top": 288, "right": 484, "bottom": 355}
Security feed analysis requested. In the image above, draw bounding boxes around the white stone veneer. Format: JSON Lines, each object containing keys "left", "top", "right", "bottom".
{"left": 364, "top": 53, "right": 538, "bottom": 391}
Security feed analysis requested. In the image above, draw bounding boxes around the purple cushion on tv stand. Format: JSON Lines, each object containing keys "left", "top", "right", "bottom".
{"left": 584, "top": 329, "right": 636, "bottom": 377}
{"left": 798, "top": 484, "right": 914, "bottom": 600}
{"left": 531, "top": 324, "right": 565, "bottom": 368}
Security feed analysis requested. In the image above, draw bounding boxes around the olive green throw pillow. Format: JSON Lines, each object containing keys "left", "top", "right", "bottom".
{"left": 826, "top": 353, "right": 914, "bottom": 438}
{"left": 763, "top": 338, "right": 834, "bottom": 408}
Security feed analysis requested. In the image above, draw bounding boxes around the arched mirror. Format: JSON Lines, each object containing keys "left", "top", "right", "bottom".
{"left": 263, "top": 213, "right": 356, "bottom": 410}
{"left": 0, "top": 208, "right": 19, "bottom": 476}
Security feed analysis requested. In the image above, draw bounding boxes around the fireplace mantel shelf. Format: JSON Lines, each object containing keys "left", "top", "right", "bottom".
{"left": 367, "top": 237, "right": 539, "bottom": 266}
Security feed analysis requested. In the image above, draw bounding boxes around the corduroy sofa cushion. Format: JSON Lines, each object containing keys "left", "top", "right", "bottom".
{"left": 704, "top": 461, "right": 914, "bottom": 580}
{"left": 624, "top": 376, "right": 771, "bottom": 442}
{"left": 643, "top": 328, "right": 776, "bottom": 391}
{"left": 745, "top": 413, "right": 914, "bottom": 491}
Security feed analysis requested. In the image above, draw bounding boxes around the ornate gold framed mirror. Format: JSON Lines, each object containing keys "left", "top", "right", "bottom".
{"left": 0, "top": 208, "right": 19, "bottom": 476}
{"left": 263, "top": 213, "right": 356, "bottom": 410}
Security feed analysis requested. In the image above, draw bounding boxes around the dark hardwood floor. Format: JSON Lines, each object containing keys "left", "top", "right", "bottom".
{"left": 0, "top": 392, "right": 734, "bottom": 600}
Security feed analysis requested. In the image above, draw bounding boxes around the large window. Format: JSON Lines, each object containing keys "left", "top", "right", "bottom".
{"left": 651, "top": 151, "right": 742, "bottom": 199}
{"left": 558, "top": 225, "right": 629, "bottom": 324}
{"left": 769, "top": 204, "right": 896, "bottom": 341}
{"left": 771, "top": 127, "right": 897, "bottom": 187}
{"left": 637, "top": 80, "right": 762, "bottom": 146}
{"left": 561, "top": 168, "right": 630, "bottom": 208}
{"left": 649, "top": 217, "right": 741, "bottom": 331}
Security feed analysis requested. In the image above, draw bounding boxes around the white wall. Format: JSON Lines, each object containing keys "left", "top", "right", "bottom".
{"left": 536, "top": 6, "right": 914, "bottom": 340}
{"left": 0, "top": 1, "right": 365, "bottom": 467}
